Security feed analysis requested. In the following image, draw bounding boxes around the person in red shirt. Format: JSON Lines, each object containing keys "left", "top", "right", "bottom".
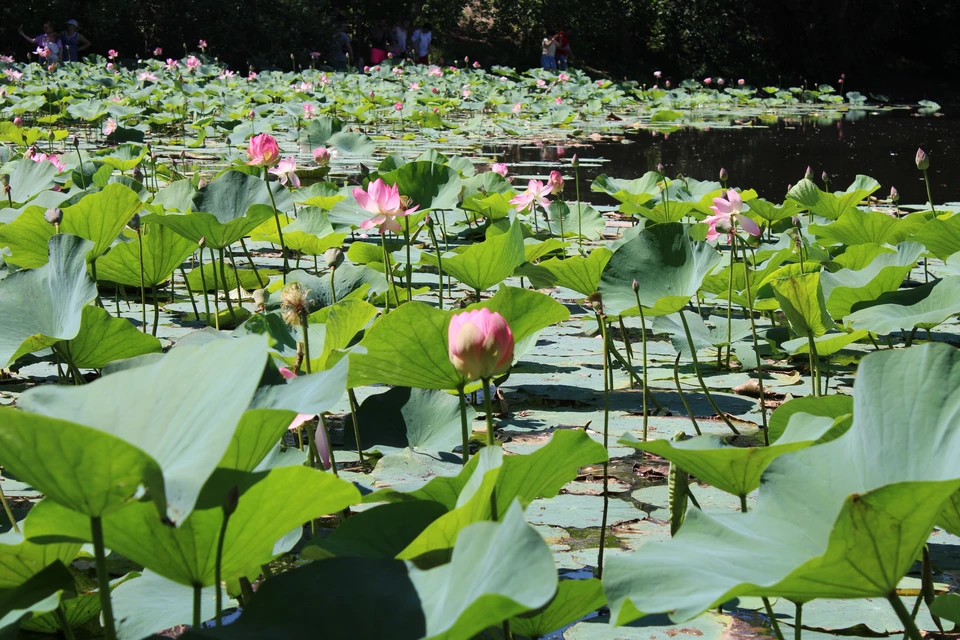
{"left": 555, "top": 29, "right": 572, "bottom": 70}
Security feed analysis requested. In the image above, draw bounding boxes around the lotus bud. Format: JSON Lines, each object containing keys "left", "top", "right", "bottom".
{"left": 447, "top": 308, "right": 515, "bottom": 382}
{"left": 280, "top": 282, "right": 310, "bottom": 327}
{"left": 132, "top": 166, "right": 143, "bottom": 182}
{"left": 13, "top": 117, "right": 22, "bottom": 127}
{"left": 916, "top": 147, "right": 929, "bottom": 171}
{"left": 548, "top": 170, "right": 564, "bottom": 195}
{"left": 72, "top": 135, "right": 80, "bottom": 148}
{"left": 804, "top": 166, "right": 813, "bottom": 180}
{"left": 252, "top": 288, "right": 268, "bottom": 310}
{"left": 657, "top": 162, "right": 664, "bottom": 174}
{"left": 632, "top": 279, "right": 639, "bottom": 293}
{"left": 821, "top": 170, "right": 828, "bottom": 183}
{"left": 313, "top": 147, "right": 331, "bottom": 166}
{"left": 222, "top": 485, "right": 239, "bottom": 517}
{"left": 323, "top": 246, "right": 344, "bottom": 269}
{"left": 44, "top": 208, "right": 63, "bottom": 226}
{"left": 719, "top": 167, "right": 728, "bottom": 182}
{"left": 890, "top": 186, "right": 899, "bottom": 203}
{"left": 424, "top": 213, "right": 434, "bottom": 229}
{"left": 127, "top": 213, "right": 141, "bottom": 231}
{"left": 313, "top": 423, "right": 332, "bottom": 470}
{"left": 199, "top": 236, "right": 205, "bottom": 248}
{"left": 571, "top": 154, "right": 579, "bottom": 168}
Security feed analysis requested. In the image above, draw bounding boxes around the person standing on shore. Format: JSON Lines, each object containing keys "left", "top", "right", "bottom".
{"left": 541, "top": 29, "right": 558, "bottom": 70}
{"left": 18, "top": 21, "right": 62, "bottom": 63}
{"left": 61, "top": 19, "right": 91, "bottom": 62}
{"left": 555, "top": 29, "right": 571, "bottom": 70}
{"left": 411, "top": 22, "right": 433, "bottom": 64}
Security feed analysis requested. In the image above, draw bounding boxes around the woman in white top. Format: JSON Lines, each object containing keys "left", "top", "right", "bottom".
{"left": 411, "top": 23, "right": 433, "bottom": 64}
{"left": 541, "top": 31, "right": 558, "bottom": 70}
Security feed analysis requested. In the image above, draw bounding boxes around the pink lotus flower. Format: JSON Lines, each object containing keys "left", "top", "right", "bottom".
{"left": 245, "top": 133, "right": 280, "bottom": 167}
{"left": 165, "top": 58, "right": 179, "bottom": 70}
{"left": 408, "top": 82, "right": 420, "bottom": 90}
{"left": 462, "top": 89, "right": 471, "bottom": 98}
{"left": 269, "top": 156, "right": 300, "bottom": 188}
{"left": 717, "top": 78, "right": 725, "bottom": 85}
{"left": 198, "top": 40, "right": 208, "bottom": 50}
{"left": 47, "top": 154, "right": 66, "bottom": 173}
{"left": 353, "top": 178, "right": 419, "bottom": 233}
{"left": 277, "top": 368, "right": 330, "bottom": 469}
{"left": 705, "top": 189, "right": 761, "bottom": 242}
{"left": 558, "top": 73, "right": 570, "bottom": 82}
{"left": 448, "top": 308, "right": 515, "bottom": 382}
{"left": 394, "top": 102, "right": 403, "bottom": 111}
{"left": 313, "top": 147, "right": 332, "bottom": 166}
{"left": 35, "top": 46, "right": 49, "bottom": 58}
{"left": 319, "top": 74, "right": 330, "bottom": 85}
{"left": 108, "top": 49, "right": 118, "bottom": 60}
{"left": 738, "top": 78, "right": 745, "bottom": 86}
{"left": 298, "top": 81, "right": 313, "bottom": 92}
{"left": 473, "top": 61, "right": 481, "bottom": 68}
{"left": 547, "top": 171, "right": 564, "bottom": 195}
{"left": 536, "top": 79, "right": 546, "bottom": 87}
{"left": 248, "top": 71, "right": 258, "bottom": 80}
{"left": 654, "top": 70, "right": 662, "bottom": 78}
{"left": 104, "top": 118, "right": 118, "bottom": 135}
{"left": 219, "top": 69, "right": 234, "bottom": 80}
{"left": 302, "top": 103, "right": 316, "bottom": 118}
{"left": 137, "top": 71, "right": 157, "bottom": 82}
{"left": 311, "top": 51, "right": 322, "bottom": 59}
{"left": 4, "top": 69, "right": 23, "bottom": 81}
{"left": 12, "top": 117, "right": 22, "bottom": 127}
{"left": 186, "top": 56, "right": 201, "bottom": 70}
{"left": 665, "top": 80, "right": 671, "bottom": 88}
{"left": 512, "top": 102, "right": 522, "bottom": 113}
{"left": 363, "top": 65, "right": 370, "bottom": 73}
{"left": 703, "top": 77, "right": 712, "bottom": 85}
{"left": 555, "top": 97, "right": 563, "bottom": 105}
{"left": 596, "top": 80, "right": 604, "bottom": 86}
{"left": 153, "top": 47, "right": 163, "bottom": 56}
{"left": 428, "top": 66, "right": 443, "bottom": 77}
{"left": 392, "top": 67, "right": 403, "bottom": 75}
{"left": 491, "top": 163, "right": 509, "bottom": 177}
{"left": 510, "top": 179, "right": 551, "bottom": 213}
{"left": 431, "top": 87, "right": 439, "bottom": 94}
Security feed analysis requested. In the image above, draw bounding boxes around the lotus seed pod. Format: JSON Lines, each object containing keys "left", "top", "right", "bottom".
{"left": 252, "top": 288, "right": 268, "bottom": 308}
{"left": 132, "top": 166, "right": 143, "bottom": 182}
{"left": 72, "top": 135, "right": 80, "bottom": 148}
{"left": 586, "top": 292, "right": 603, "bottom": 312}
{"left": 323, "top": 247, "right": 344, "bottom": 269}
{"left": 127, "top": 213, "right": 140, "bottom": 231}
{"left": 916, "top": 147, "right": 929, "bottom": 171}
{"left": 44, "top": 208, "right": 63, "bottom": 225}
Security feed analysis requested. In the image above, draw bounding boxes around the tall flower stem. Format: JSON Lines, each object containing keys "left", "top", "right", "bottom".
{"left": 673, "top": 353, "right": 702, "bottom": 435}
{"left": 574, "top": 163, "right": 583, "bottom": 252}
{"left": 887, "top": 593, "right": 923, "bottom": 640}
{"left": 214, "top": 494, "right": 236, "bottom": 627}
{"left": 299, "top": 313, "right": 311, "bottom": 374}
{"left": 151, "top": 285, "right": 160, "bottom": 337}
{"left": 347, "top": 389, "right": 365, "bottom": 467}
{"left": 596, "top": 313, "right": 611, "bottom": 578}
{"left": 196, "top": 252, "right": 212, "bottom": 326}
{"left": 0, "top": 483, "right": 19, "bottom": 533}
{"left": 795, "top": 603, "right": 803, "bottom": 640}
{"left": 91, "top": 258, "right": 103, "bottom": 308}
{"left": 193, "top": 583, "right": 202, "bottom": 629}
{"left": 724, "top": 239, "right": 736, "bottom": 370}
{"left": 207, "top": 247, "right": 221, "bottom": 330}
{"left": 633, "top": 288, "right": 650, "bottom": 440}
{"left": 922, "top": 168, "right": 937, "bottom": 215}
{"left": 458, "top": 384, "right": 470, "bottom": 464}
{"left": 218, "top": 248, "right": 238, "bottom": 323}
{"left": 735, "top": 235, "right": 769, "bottom": 442}
{"left": 380, "top": 232, "right": 393, "bottom": 314}
{"left": 329, "top": 267, "right": 338, "bottom": 303}
{"left": 618, "top": 317, "right": 634, "bottom": 389}
{"left": 806, "top": 335, "right": 821, "bottom": 396}
{"left": 678, "top": 312, "right": 740, "bottom": 436}
{"left": 263, "top": 168, "right": 289, "bottom": 281}
{"left": 239, "top": 238, "right": 265, "bottom": 288}
{"left": 55, "top": 603, "right": 77, "bottom": 640}
{"left": 404, "top": 216, "right": 413, "bottom": 302}
{"left": 481, "top": 377, "right": 499, "bottom": 523}
{"left": 427, "top": 219, "right": 444, "bottom": 309}
{"left": 91, "top": 516, "right": 117, "bottom": 640}
{"left": 137, "top": 229, "right": 146, "bottom": 333}
{"left": 763, "top": 598, "right": 786, "bottom": 640}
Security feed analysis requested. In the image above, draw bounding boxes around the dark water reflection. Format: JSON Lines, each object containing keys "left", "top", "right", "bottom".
{"left": 492, "top": 109, "right": 958, "bottom": 206}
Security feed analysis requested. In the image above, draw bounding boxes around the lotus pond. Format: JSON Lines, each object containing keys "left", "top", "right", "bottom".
{"left": 1, "top": 57, "right": 960, "bottom": 640}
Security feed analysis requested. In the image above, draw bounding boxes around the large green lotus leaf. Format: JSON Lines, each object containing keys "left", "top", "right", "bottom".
{"left": 930, "top": 592, "right": 960, "bottom": 624}
{"left": 939, "top": 491, "right": 960, "bottom": 537}
{"left": 302, "top": 500, "right": 448, "bottom": 561}
{"left": 29, "top": 465, "right": 360, "bottom": 587}
{"left": 522, "top": 238, "right": 568, "bottom": 264}
{"left": 422, "top": 218, "right": 525, "bottom": 293}
{"left": 604, "top": 343, "right": 960, "bottom": 624}
{"left": 279, "top": 264, "right": 387, "bottom": 310}
{"left": 345, "top": 387, "right": 474, "bottom": 456}
{"left": 599, "top": 223, "right": 722, "bottom": 317}
{"left": 0, "top": 206, "right": 56, "bottom": 269}
{"left": 66, "top": 305, "right": 162, "bottom": 368}
{"left": 216, "top": 409, "right": 296, "bottom": 472}
{"left": 621, "top": 200, "right": 693, "bottom": 224}
{"left": 409, "top": 502, "right": 557, "bottom": 639}
{"left": 5, "top": 159, "right": 57, "bottom": 204}
{"left": 0, "top": 561, "right": 75, "bottom": 632}
{"left": 249, "top": 354, "right": 349, "bottom": 419}
{"left": 112, "top": 570, "right": 235, "bottom": 640}
{"left": 0, "top": 234, "right": 97, "bottom": 366}
{"left": 379, "top": 161, "right": 462, "bottom": 212}
{"left": 327, "top": 131, "right": 376, "bottom": 156}
{"left": 298, "top": 116, "right": 343, "bottom": 149}
{"left": 146, "top": 204, "right": 276, "bottom": 249}
{"left": 311, "top": 299, "right": 378, "bottom": 371}
{"left": 622, "top": 414, "right": 836, "bottom": 498}
{"left": 768, "top": 394, "right": 853, "bottom": 443}
{"left": 93, "top": 143, "right": 147, "bottom": 172}
{"left": 0, "top": 511, "right": 80, "bottom": 589}
{"left": 461, "top": 192, "right": 513, "bottom": 221}
{"left": 191, "top": 170, "right": 293, "bottom": 221}
{"left": 398, "top": 429, "right": 607, "bottom": 558}
{"left": 832, "top": 243, "right": 895, "bottom": 270}
{"left": 771, "top": 272, "right": 835, "bottom": 338}
{"left": 15, "top": 336, "right": 268, "bottom": 523}
{"left": 95, "top": 224, "right": 196, "bottom": 287}
{"left": 846, "top": 276, "right": 960, "bottom": 334}
{"left": 909, "top": 215, "right": 960, "bottom": 261}
{"left": 544, "top": 201, "right": 606, "bottom": 239}
{"left": 744, "top": 198, "right": 804, "bottom": 225}
{"left": 591, "top": 173, "right": 660, "bottom": 206}
{"left": 517, "top": 248, "right": 613, "bottom": 295}
{"left": 509, "top": 578, "right": 606, "bottom": 639}
{"left": 151, "top": 179, "right": 197, "bottom": 212}
{"left": 252, "top": 207, "right": 345, "bottom": 255}
{"left": 781, "top": 329, "right": 869, "bottom": 357}
{"left": 809, "top": 209, "right": 904, "bottom": 246}
{"left": 652, "top": 312, "right": 754, "bottom": 357}
{"left": 60, "top": 183, "right": 142, "bottom": 260}
{"left": 20, "top": 571, "right": 139, "bottom": 635}
{"left": 468, "top": 286, "right": 570, "bottom": 347}
{"left": 786, "top": 175, "right": 880, "bottom": 220}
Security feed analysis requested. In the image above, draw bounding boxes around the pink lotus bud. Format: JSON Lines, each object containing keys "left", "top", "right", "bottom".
{"left": 432, "top": 87, "right": 439, "bottom": 94}
{"left": 473, "top": 61, "right": 481, "bottom": 68}
{"left": 738, "top": 78, "right": 745, "bottom": 86}
{"left": 448, "top": 309, "right": 515, "bottom": 381}
{"left": 313, "top": 147, "right": 332, "bottom": 166}
{"left": 916, "top": 147, "right": 929, "bottom": 171}
{"left": 13, "top": 117, "right": 22, "bottom": 127}
{"left": 571, "top": 154, "right": 579, "bottom": 168}
{"left": 245, "top": 133, "right": 280, "bottom": 167}
{"left": 491, "top": 163, "right": 509, "bottom": 177}
{"left": 387, "top": 52, "right": 394, "bottom": 59}
{"left": 703, "top": 77, "right": 712, "bottom": 85}
{"left": 665, "top": 80, "right": 671, "bottom": 88}
{"left": 44, "top": 208, "right": 63, "bottom": 225}
{"left": 313, "top": 423, "right": 332, "bottom": 470}
{"left": 394, "top": 102, "right": 403, "bottom": 111}
{"left": 548, "top": 170, "right": 564, "bottom": 194}
{"left": 654, "top": 70, "right": 662, "bottom": 78}
{"left": 717, "top": 78, "right": 725, "bottom": 85}
{"left": 804, "top": 166, "right": 813, "bottom": 180}
{"left": 153, "top": 47, "right": 163, "bottom": 56}
{"left": 108, "top": 49, "right": 118, "bottom": 59}
{"left": 719, "top": 167, "right": 728, "bottom": 182}
{"left": 198, "top": 40, "right": 208, "bottom": 49}
{"left": 890, "top": 186, "right": 899, "bottom": 202}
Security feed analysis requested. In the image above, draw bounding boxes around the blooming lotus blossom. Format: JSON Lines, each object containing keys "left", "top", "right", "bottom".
{"left": 738, "top": 78, "right": 745, "bottom": 86}
{"left": 448, "top": 309, "right": 515, "bottom": 382}
{"left": 510, "top": 179, "right": 552, "bottom": 213}
{"left": 596, "top": 80, "right": 604, "bottom": 86}
{"left": 558, "top": 73, "right": 570, "bottom": 82}
{"left": 186, "top": 56, "right": 201, "bottom": 70}
{"left": 394, "top": 102, "right": 403, "bottom": 111}
{"left": 654, "top": 70, "right": 662, "bottom": 78}
{"left": 153, "top": 47, "right": 163, "bottom": 56}
{"left": 536, "top": 79, "right": 546, "bottom": 87}
{"left": 462, "top": 89, "right": 471, "bottom": 98}
{"left": 409, "top": 82, "right": 420, "bottom": 90}
{"left": 0, "top": 55, "right": 14, "bottom": 63}
{"left": 107, "top": 49, "right": 118, "bottom": 59}
{"left": 219, "top": 69, "right": 234, "bottom": 80}
{"left": 428, "top": 66, "right": 443, "bottom": 77}
{"left": 311, "top": 51, "right": 322, "bottom": 59}
{"left": 491, "top": 163, "right": 509, "bottom": 177}
{"left": 198, "top": 40, "right": 208, "bottom": 50}
{"left": 4, "top": 69, "right": 23, "bottom": 81}
{"left": 35, "top": 47, "right": 50, "bottom": 58}
{"left": 353, "top": 178, "right": 419, "bottom": 233}
{"left": 555, "top": 97, "right": 563, "bottom": 105}
{"left": 313, "top": 147, "right": 332, "bottom": 166}
{"left": 137, "top": 71, "right": 157, "bottom": 82}
{"left": 473, "top": 61, "right": 481, "bottom": 68}
{"left": 392, "top": 67, "right": 403, "bottom": 75}
{"left": 248, "top": 71, "right": 258, "bottom": 80}
{"left": 547, "top": 171, "right": 564, "bottom": 195}
{"left": 705, "top": 189, "right": 761, "bottom": 242}
{"left": 165, "top": 58, "right": 179, "bottom": 70}
{"left": 245, "top": 133, "right": 280, "bottom": 167}
{"left": 47, "top": 154, "right": 66, "bottom": 173}
{"left": 302, "top": 103, "right": 316, "bottom": 118}
{"left": 704, "top": 77, "right": 712, "bottom": 84}
{"left": 298, "top": 81, "right": 313, "bottom": 92}
{"left": 104, "top": 118, "right": 118, "bottom": 135}
{"left": 269, "top": 156, "right": 300, "bottom": 188}
{"left": 319, "top": 74, "right": 330, "bottom": 85}
{"left": 512, "top": 102, "right": 522, "bottom": 113}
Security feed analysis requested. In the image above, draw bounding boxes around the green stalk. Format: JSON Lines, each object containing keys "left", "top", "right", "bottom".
{"left": 193, "top": 583, "right": 202, "bottom": 629}
{"left": 218, "top": 248, "right": 238, "bottom": 322}
{"left": 724, "top": 238, "right": 735, "bottom": 369}
{"left": 263, "top": 167, "right": 289, "bottom": 281}
{"left": 739, "top": 494, "right": 748, "bottom": 512}
{"left": 137, "top": 229, "right": 146, "bottom": 333}
{"left": 736, "top": 234, "right": 769, "bottom": 441}
{"left": 151, "top": 285, "right": 160, "bottom": 337}
{"left": 618, "top": 317, "right": 634, "bottom": 389}
{"left": 214, "top": 507, "right": 234, "bottom": 627}
{"left": 0, "top": 483, "right": 19, "bottom": 533}
{"left": 678, "top": 312, "right": 740, "bottom": 435}
{"left": 458, "top": 384, "right": 470, "bottom": 464}
{"left": 300, "top": 312, "right": 311, "bottom": 374}
{"left": 180, "top": 266, "right": 200, "bottom": 320}
{"left": 806, "top": 335, "right": 821, "bottom": 396}
{"left": 404, "top": 216, "right": 413, "bottom": 303}
{"left": 91, "top": 258, "right": 103, "bottom": 308}
{"left": 380, "top": 232, "right": 393, "bottom": 314}
{"left": 55, "top": 602, "right": 77, "bottom": 640}
{"left": 633, "top": 288, "right": 650, "bottom": 440}
{"left": 329, "top": 267, "right": 338, "bottom": 303}
{"left": 239, "top": 238, "right": 265, "bottom": 288}
{"left": 922, "top": 168, "right": 937, "bottom": 215}
{"left": 673, "top": 353, "right": 702, "bottom": 436}
{"left": 481, "top": 377, "right": 499, "bottom": 523}
{"left": 91, "top": 517, "right": 117, "bottom": 640}
{"left": 427, "top": 219, "right": 444, "bottom": 309}
{"left": 763, "top": 598, "right": 786, "bottom": 640}
{"left": 795, "top": 602, "right": 803, "bottom": 640}
{"left": 347, "top": 389, "right": 365, "bottom": 466}
{"left": 596, "top": 313, "right": 611, "bottom": 578}
{"left": 207, "top": 247, "right": 220, "bottom": 330}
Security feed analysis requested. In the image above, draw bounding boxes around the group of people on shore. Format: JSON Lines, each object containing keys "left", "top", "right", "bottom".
{"left": 17, "top": 19, "right": 90, "bottom": 64}
{"left": 541, "top": 28, "right": 572, "bottom": 70}
{"left": 331, "top": 19, "right": 434, "bottom": 71}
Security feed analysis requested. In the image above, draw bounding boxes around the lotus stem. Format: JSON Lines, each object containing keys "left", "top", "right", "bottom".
{"left": 795, "top": 602, "right": 803, "bottom": 640}
{"left": 180, "top": 266, "right": 200, "bottom": 320}
{"left": 674, "top": 353, "right": 702, "bottom": 436}
{"left": 347, "top": 389, "right": 365, "bottom": 467}
{"left": 618, "top": 317, "right": 634, "bottom": 389}
{"left": 678, "top": 311, "right": 740, "bottom": 436}
{"left": 329, "top": 267, "right": 337, "bottom": 304}
{"left": 207, "top": 247, "right": 221, "bottom": 330}
{"left": 299, "top": 313, "right": 311, "bottom": 374}
{"left": 763, "top": 598, "right": 786, "bottom": 640}
{"left": 426, "top": 219, "right": 444, "bottom": 309}
{"left": 596, "top": 313, "right": 611, "bottom": 578}
{"left": 574, "top": 165, "right": 583, "bottom": 252}
{"left": 91, "top": 516, "right": 117, "bottom": 640}
{"left": 263, "top": 168, "right": 289, "bottom": 281}
{"left": 736, "top": 235, "right": 769, "bottom": 442}
{"left": 151, "top": 285, "right": 159, "bottom": 337}
{"left": 724, "top": 239, "right": 735, "bottom": 370}
{"left": 458, "top": 384, "right": 470, "bottom": 465}
{"left": 739, "top": 494, "right": 748, "bottom": 512}
{"left": 218, "top": 248, "right": 238, "bottom": 323}
{"left": 225, "top": 247, "right": 245, "bottom": 295}
{"left": 404, "top": 216, "right": 412, "bottom": 303}
{"left": 193, "top": 583, "right": 202, "bottom": 629}
{"left": 922, "top": 168, "right": 936, "bottom": 215}
{"left": 806, "top": 335, "right": 821, "bottom": 396}
{"left": 380, "top": 232, "right": 392, "bottom": 314}
{"left": 133, "top": 230, "right": 146, "bottom": 332}
{"left": 481, "top": 377, "right": 500, "bottom": 523}
{"left": 55, "top": 602, "right": 76, "bottom": 640}
{"left": 214, "top": 502, "right": 234, "bottom": 627}
{"left": 633, "top": 289, "right": 651, "bottom": 440}
{"left": 197, "top": 252, "right": 212, "bottom": 326}
{"left": 0, "top": 482, "right": 19, "bottom": 533}
{"left": 91, "top": 257, "right": 103, "bottom": 308}
{"left": 239, "top": 238, "right": 265, "bottom": 288}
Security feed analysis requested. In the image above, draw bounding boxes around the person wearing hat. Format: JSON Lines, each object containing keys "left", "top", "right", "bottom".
{"left": 61, "top": 19, "right": 91, "bottom": 62}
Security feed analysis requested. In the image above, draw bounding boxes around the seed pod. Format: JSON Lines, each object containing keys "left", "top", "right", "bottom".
{"left": 127, "top": 213, "right": 141, "bottom": 231}
{"left": 323, "top": 246, "right": 344, "bottom": 269}
{"left": 44, "top": 208, "right": 63, "bottom": 226}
